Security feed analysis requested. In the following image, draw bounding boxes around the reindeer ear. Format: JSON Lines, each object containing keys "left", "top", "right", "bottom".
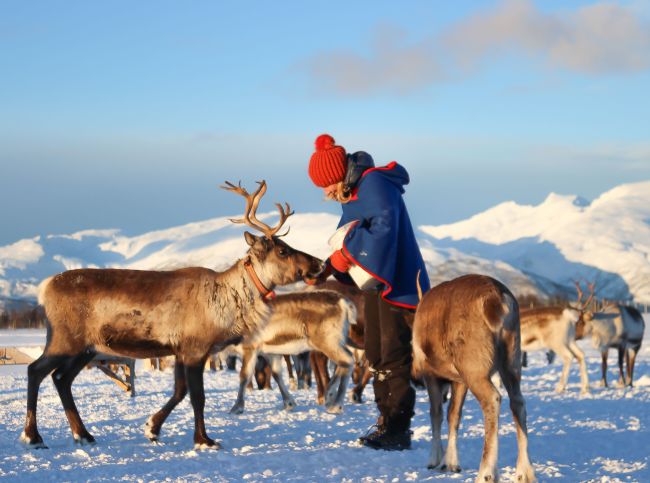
{"left": 244, "top": 231, "right": 258, "bottom": 247}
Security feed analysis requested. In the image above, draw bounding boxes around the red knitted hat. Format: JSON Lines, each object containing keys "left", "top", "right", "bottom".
{"left": 308, "top": 134, "right": 347, "bottom": 188}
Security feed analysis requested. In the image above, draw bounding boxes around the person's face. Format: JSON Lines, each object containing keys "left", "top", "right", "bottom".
{"left": 323, "top": 183, "right": 338, "bottom": 198}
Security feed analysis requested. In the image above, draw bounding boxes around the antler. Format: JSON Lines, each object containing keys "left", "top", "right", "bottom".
{"left": 573, "top": 279, "right": 595, "bottom": 311}
{"left": 221, "top": 180, "right": 294, "bottom": 238}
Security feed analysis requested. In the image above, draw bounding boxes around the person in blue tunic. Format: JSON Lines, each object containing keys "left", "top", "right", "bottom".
{"left": 306, "top": 133, "right": 430, "bottom": 450}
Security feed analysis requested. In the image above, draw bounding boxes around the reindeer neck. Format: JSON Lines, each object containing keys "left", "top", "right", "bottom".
{"left": 206, "top": 261, "right": 272, "bottom": 342}
{"left": 241, "top": 257, "right": 276, "bottom": 302}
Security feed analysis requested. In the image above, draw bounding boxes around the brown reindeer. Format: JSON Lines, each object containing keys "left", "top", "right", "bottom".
{"left": 412, "top": 274, "right": 535, "bottom": 482}
{"left": 228, "top": 289, "right": 356, "bottom": 414}
{"left": 22, "top": 181, "right": 323, "bottom": 450}
{"left": 519, "top": 281, "right": 595, "bottom": 395}
{"left": 308, "top": 281, "right": 370, "bottom": 404}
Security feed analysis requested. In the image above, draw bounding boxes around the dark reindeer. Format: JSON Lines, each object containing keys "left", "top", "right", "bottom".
{"left": 23, "top": 181, "right": 323, "bottom": 450}
{"left": 412, "top": 274, "right": 535, "bottom": 482}
{"left": 582, "top": 303, "right": 645, "bottom": 387}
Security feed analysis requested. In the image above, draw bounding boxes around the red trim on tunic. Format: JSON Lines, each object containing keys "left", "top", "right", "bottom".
{"left": 340, "top": 221, "right": 417, "bottom": 310}
{"left": 361, "top": 161, "right": 398, "bottom": 179}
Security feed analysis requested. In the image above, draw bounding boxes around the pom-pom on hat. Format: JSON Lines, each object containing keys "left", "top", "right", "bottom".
{"left": 308, "top": 134, "right": 347, "bottom": 188}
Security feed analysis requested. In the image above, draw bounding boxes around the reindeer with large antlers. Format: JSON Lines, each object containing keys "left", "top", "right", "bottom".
{"left": 23, "top": 180, "right": 323, "bottom": 449}
{"left": 518, "top": 280, "right": 594, "bottom": 394}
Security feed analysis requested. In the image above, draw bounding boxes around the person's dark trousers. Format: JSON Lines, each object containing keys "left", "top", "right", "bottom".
{"left": 363, "top": 288, "right": 415, "bottom": 433}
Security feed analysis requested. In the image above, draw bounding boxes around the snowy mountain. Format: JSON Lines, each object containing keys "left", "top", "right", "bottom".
{"left": 0, "top": 212, "right": 545, "bottom": 308}
{"left": 420, "top": 181, "right": 650, "bottom": 304}
{"left": 4, "top": 181, "right": 647, "bottom": 307}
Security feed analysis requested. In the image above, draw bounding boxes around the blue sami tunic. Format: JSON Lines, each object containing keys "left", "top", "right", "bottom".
{"left": 337, "top": 162, "right": 430, "bottom": 309}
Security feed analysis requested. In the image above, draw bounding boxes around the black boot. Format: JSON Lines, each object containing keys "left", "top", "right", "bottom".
{"left": 361, "top": 414, "right": 411, "bottom": 451}
{"left": 359, "top": 415, "right": 386, "bottom": 444}
{"left": 361, "top": 428, "right": 411, "bottom": 451}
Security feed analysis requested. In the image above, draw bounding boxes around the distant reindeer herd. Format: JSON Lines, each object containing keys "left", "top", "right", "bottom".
{"left": 20, "top": 180, "right": 646, "bottom": 483}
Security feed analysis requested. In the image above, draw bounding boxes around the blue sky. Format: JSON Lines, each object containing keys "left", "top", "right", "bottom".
{"left": 1, "top": 0, "right": 649, "bottom": 245}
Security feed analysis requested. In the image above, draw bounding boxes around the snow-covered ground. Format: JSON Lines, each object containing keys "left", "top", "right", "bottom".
{"left": 1, "top": 318, "right": 649, "bottom": 482}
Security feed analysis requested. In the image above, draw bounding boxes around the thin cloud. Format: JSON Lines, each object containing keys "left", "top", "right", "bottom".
{"left": 448, "top": 0, "right": 650, "bottom": 74}
{"left": 300, "top": 0, "right": 650, "bottom": 96}
{"left": 301, "top": 25, "right": 443, "bottom": 96}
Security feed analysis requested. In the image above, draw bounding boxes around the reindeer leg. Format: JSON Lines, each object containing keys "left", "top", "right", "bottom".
{"left": 283, "top": 354, "right": 297, "bottom": 391}
{"left": 324, "top": 346, "right": 352, "bottom": 414}
{"left": 626, "top": 345, "right": 640, "bottom": 386}
{"left": 324, "top": 370, "right": 341, "bottom": 407}
{"left": 616, "top": 346, "right": 626, "bottom": 387}
{"left": 146, "top": 358, "right": 187, "bottom": 441}
{"left": 600, "top": 350, "right": 609, "bottom": 387}
{"left": 498, "top": 366, "right": 536, "bottom": 482}
{"left": 226, "top": 355, "right": 237, "bottom": 371}
{"left": 546, "top": 350, "right": 556, "bottom": 365}
{"left": 230, "top": 348, "right": 257, "bottom": 414}
{"left": 294, "top": 352, "right": 310, "bottom": 390}
{"left": 441, "top": 381, "right": 467, "bottom": 473}
{"left": 467, "top": 377, "right": 501, "bottom": 482}
{"left": 554, "top": 346, "right": 574, "bottom": 393}
{"left": 303, "top": 352, "right": 313, "bottom": 389}
{"left": 268, "top": 355, "right": 296, "bottom": 411}
{"left": 254, "top": 356, "right": 272, "bottom": 390}
{"left": 22, "top": 353, "right": 67, "bottom": 448}
{"left": 352, "top": 359, "right": 372, "bottom": 403}
{"left": 186, "top": 361, "right": 220, "bottom": 449}
{"left": 625, "top": 344, "right": 641, "bottom": 387}
{"left": 311, "top": 351, "right": 329, "bottom": 405}
{"left": 51, "top": 350, "right": 97, "bottom": 445}
{"left": 424, "top": 375, "right": 445, "bottom": 470}
{"left": 568, "top": 341, "right": 590, "bottom": 395}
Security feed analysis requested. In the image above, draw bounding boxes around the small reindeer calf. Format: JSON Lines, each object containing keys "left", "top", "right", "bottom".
{"left": 229, "top": 289, "right": 356, "bottom": 414}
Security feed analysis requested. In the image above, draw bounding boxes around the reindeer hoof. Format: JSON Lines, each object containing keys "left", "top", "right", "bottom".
{"left": 144, "top": 417, "right": 161, "bottom": 441}
{"left": 20, "top": 431, "right": 48, "bottom": 449}
{"left": 73, "top": 433, "right": 96, "bottom": 445}
{"left": 325, "top": 404, "right": 343, "bottom": 414}
{"left": 194, "top": 439, "right": 221, "bottom": 450}
{"left": 229, "top": 405, "right": 244, "bottom": 415}
{"left": 289, "top": 379, "right": 297, "bottom": 391}
{"left": 283, "top": 400, "right": 297, "bottom": 411}
{"left": 441, "top": 464, "right": 462, "bottom": 473}
{"left": 516, "top": 466, "right": 537, "bottom": 482}
{"left": 351, "top": 392, "right": 363, "bottom": 403}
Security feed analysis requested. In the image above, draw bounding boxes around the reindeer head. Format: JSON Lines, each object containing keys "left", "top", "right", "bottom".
{"left": 222, "top": 180, "right": 324, "bottom": 287}
{"left": 572, "top": 280, "right": 596, "bottom": 337}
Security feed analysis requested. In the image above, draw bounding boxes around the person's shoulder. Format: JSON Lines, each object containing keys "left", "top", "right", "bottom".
{"left": 359, "top": 163, "right": 406, "bottom": 192}
{"left": 357, "top": 169, "right": 390, "bottom": 193}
